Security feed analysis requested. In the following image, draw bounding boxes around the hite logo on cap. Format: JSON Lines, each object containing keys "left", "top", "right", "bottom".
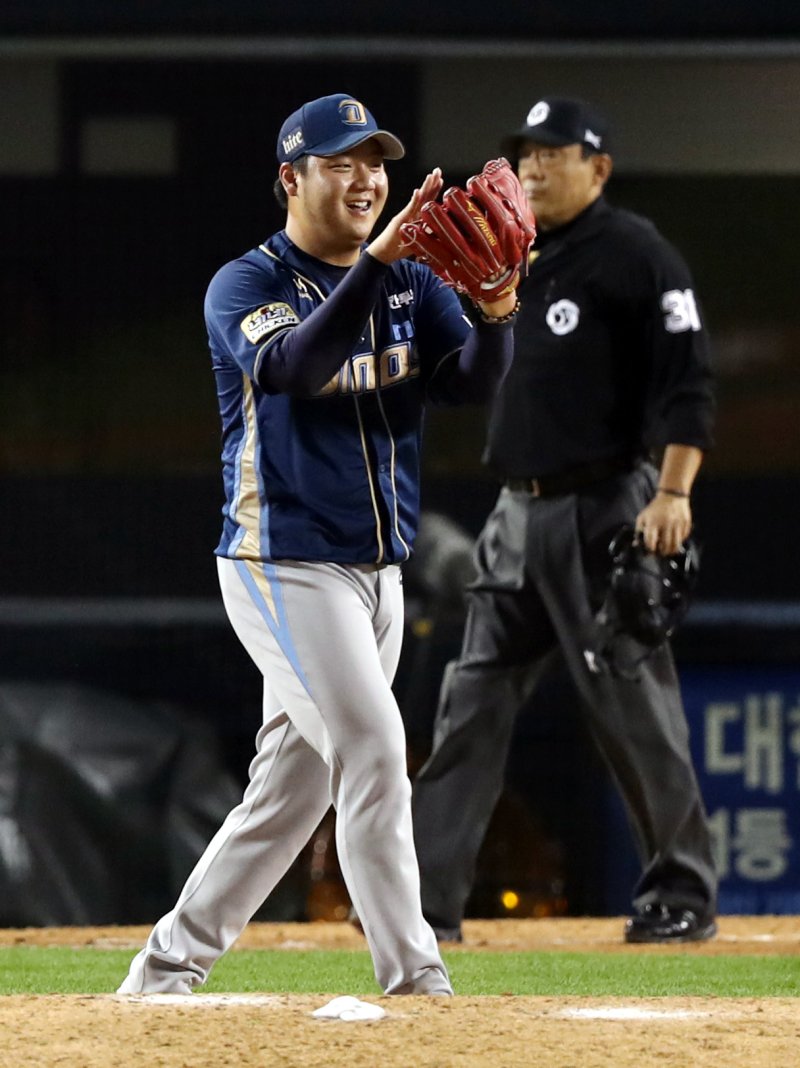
{"left": 527, "top": 101, "right": 550, "bottom": 126}
{"left": 339, "top": 99, "right": 367, "bottom": 126}
{"left": 585, "top": 128, "right": 602, "bottom": 149}
{"left": 282, "top": 127, "right": 304, "bottom": 156}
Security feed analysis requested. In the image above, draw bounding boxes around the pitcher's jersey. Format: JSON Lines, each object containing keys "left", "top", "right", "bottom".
{"left": 206, "top": 231, "right": 472, "bottom": 565}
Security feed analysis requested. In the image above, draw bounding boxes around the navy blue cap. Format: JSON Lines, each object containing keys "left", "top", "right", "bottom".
{"left": 501, "top": 96, "right": 610, "bottom": 157}
{"left": 277, "top": 93, "right": 406, "bottom": 164}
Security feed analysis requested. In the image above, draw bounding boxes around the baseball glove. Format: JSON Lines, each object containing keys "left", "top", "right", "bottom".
{"left": 400, "top": 158, "right": 537, "bottom": 304}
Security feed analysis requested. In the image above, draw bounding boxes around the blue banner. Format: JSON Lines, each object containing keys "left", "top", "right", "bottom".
{"left": 683, "top": 666, "right": 800, "bottom": 914}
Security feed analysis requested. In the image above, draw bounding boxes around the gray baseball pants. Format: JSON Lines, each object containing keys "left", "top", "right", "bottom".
{"left": 118, "top": 556, "right": 451, "bottom": 996}
{"left": 412, "top": 468, "right": 717, "bottom": 929}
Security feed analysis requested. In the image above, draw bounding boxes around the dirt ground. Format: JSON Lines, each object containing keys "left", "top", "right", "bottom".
{"left": 2, "top": 917, "right": 799, "bottom": 1067}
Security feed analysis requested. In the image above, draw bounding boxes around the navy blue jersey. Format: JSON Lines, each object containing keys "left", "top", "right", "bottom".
{"left": 206, "top": 231, "right": 474, "bottom": 565}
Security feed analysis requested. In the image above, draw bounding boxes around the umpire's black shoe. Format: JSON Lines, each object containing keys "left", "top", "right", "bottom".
{"left": 425, "top": 916, "right": 463, "bottom": 943}
{"left": 624, "top": 903, "right": 717, "bottom": 944}
{"left": 431, "top": 924, "right": 463, "bottom": 944}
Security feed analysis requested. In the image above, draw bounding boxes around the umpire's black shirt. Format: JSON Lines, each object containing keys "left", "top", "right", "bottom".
{"left": 485, "top": 196, "right": 715, "bottom": 480}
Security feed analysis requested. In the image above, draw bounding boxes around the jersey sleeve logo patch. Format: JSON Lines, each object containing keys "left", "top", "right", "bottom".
{"left": 240, "top": 303, "right": 299, "bottom": 344}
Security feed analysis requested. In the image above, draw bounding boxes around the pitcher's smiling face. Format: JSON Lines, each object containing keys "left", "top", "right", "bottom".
{"left": 282, "top": 139, "right": 389, "bottom": 265}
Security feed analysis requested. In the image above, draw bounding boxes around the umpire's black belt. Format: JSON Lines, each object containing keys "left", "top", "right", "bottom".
{"left": 506, "top": 456, "right": 636, "bottom": 498}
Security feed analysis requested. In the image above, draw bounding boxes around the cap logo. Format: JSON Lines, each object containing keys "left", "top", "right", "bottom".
{"left": 282, "top": 127, "right": 304, "bottom": 156}
{"left": 526, "top": 101, "right": 550, "bottom": 127}
{"left": 585, "top": 128, "right": 602, "bottom": 149}
{"left": 339, "top": 99, "right": 368, "bottom": 126}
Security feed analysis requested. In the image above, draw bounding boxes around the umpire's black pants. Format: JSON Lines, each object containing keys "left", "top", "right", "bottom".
{"left": 411, "top": 464, "right": 717, "bottom": 927}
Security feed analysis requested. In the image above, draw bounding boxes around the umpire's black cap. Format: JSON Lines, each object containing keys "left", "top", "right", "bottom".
{"left": 501, "top": 97, "right": 610, "bottom": 158}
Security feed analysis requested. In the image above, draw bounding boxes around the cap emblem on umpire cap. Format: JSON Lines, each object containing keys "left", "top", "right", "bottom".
{"left": 276, "top": 92, "right": 405, "bottom": 164}
{"left": 526, "top": 101, "right": 551, "bottom": 126}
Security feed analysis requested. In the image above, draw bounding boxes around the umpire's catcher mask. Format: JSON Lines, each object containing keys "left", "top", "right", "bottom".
{"left": 586, "top": 525, "right": 700, "bottom": 679}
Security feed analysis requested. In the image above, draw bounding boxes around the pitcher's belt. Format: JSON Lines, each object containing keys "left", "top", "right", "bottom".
{"left": 505, "top": 456, "right": 637, "bottom": 498}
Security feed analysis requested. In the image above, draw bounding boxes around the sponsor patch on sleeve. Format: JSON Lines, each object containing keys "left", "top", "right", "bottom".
{"left": 240, "top": 303, "right": 299, "bottom": 343}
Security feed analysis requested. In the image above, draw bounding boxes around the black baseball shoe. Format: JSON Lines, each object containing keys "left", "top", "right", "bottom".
{"left": 624, "top": 903, "right": 717, "bottom": 944}
{"left": 431, "top": 923, "right": 463, "bottom": 944}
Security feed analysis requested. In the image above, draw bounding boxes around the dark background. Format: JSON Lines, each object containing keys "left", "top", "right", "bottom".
{"left": 2, "top": 2, "right": 799, "bottom": 38}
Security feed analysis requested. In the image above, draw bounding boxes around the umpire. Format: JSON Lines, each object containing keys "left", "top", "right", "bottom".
{"left": 411, "top": 96, "right": 718, "bottom": 944}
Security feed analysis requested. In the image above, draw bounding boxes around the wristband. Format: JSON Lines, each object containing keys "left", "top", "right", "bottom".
{"left": 478, "top": 295, "right": 520, "bottom": 325}
{"left": 657, "top": 487, "right": 690, "bottom": 498}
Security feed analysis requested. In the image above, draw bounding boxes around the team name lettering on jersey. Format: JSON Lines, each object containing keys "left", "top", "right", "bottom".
{"left": 240, "top": 303, "right": 300, "bottom": 343}
{"left": 388, "top": 290, "right": 414, "bottom": 309}
{"left": 317, "top": 342, "right": 419, "bottom": 396}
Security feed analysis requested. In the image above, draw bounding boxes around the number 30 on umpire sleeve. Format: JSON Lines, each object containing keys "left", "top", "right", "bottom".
{"left": 661, "top": 288, "right": 702, "bottom": 333}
